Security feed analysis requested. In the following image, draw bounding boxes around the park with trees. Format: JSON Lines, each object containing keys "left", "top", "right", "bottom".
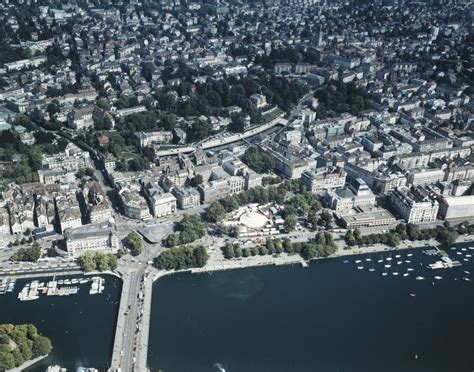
{"left": 77, "top": 251, "right": 118, "bottom": 272}
{"left": 0, "top": 324, "right": 52, "bottom": 370}
{"left": 11, "top": 242, "right": 42, "bottom": 262}
{"left": 155, "top": 245, "right": 209, "bottom": 270}
{"left": 165, "top": 214, "right": 206, "bottom": 247}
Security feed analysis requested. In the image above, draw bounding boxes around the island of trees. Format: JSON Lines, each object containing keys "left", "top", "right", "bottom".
{"left": 0, "top": 324, "right": 52, "bottom": 370}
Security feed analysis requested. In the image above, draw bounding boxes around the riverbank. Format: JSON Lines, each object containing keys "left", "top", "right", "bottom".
{"left": 6, "top": 354, "right": 49, "bottom": 372}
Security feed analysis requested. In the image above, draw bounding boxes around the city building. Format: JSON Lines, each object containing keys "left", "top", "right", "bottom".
{"left": 390, "top": 187, "right": 439, "bottom": 223}
{"left": 64, "top": 221, "right": 119, "bottom": 258}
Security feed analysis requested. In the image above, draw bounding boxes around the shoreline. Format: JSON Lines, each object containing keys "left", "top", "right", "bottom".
{"left": 6, "top": 353, "right": 49, "bottom": 372}
{"left": 152, "top": 234, "right": 474, "bottom": 281}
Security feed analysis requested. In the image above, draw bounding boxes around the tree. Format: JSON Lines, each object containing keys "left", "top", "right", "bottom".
{"left": 206, "top": 202, "right": 226, "bottom": 223}
{"left": 353, "top": 229, "right": 362, "bottom": 242}
{"left": 222, "top": 242, "right": 235, "bottom": 259}
{"left": 188, "top": 174, "right": 203, "bottom": 187}
{"left": 78, "top": 252, "right": 96, "bottom": 272}
{"left": 11, "top": 242, "right": 42, "bottom": 262}
{"left": 284, "top": 214, "right": 297, "bottom": 232}
{"left": 319, "top": 210, "right": 333, "bottom": 228}
{"left": 0, "top": 352, "right": 15, "bottom": 370}
{"left": 124, "top": 231, "right": 144, "bottom": 256}
{"left": 31, "top": 336, "right": 52, "bottom": 358}
{"left": 437, "top": 228, "right": 459, "bottom": 246}
{"left": 344, "top": 230, "right": 356, "bottom": 246}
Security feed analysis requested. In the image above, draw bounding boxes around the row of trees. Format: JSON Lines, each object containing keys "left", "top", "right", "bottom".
{"left": 11, "top": 242, "right": 42, "bottom": 262}
{"left": 0, "top": 324, "right": 52, "bottom": 370}
{"left": 344, "top": 222, "right": 468, "bottom": 248}
{"left": 165, "top": 214, "right": 206, "bottom": 247}
{"left": 77, "top": 251, "right": 118, "bottom": 272}
{"left": 155, "top": 245, "right": 209, "bottom": 270}
{"left": 222, "top": 232, "right": 338, "bottom": 261}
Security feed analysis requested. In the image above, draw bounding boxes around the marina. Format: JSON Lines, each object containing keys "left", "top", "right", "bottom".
{"left": 15, "top": 277, "right": 105, "bottom": 301}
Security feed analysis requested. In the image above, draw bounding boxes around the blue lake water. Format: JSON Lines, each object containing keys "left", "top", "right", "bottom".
{"left": 148, "top": 244, "right": 474, "bottom": 372}
{"left": 0, "top": 275, "right": 121, "bottom": 371}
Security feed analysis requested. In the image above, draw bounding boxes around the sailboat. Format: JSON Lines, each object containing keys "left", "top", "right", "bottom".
{"left": 369, "top": 261, "right": 375, "bottom": 272}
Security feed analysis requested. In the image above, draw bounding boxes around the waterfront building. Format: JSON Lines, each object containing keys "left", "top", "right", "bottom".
{"left": 390, "top": 187, "right": 439, "bottom": 223}
{"left": 339, "top": 208, "right": 396, "bottom": 229}
{"left": 438, "top": 195, "right": 474, "bottom": 220}
{"left": 64, "top": 221, "right": 119, "bottom": 258}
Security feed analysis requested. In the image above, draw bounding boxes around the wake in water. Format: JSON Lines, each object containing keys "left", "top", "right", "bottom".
{"left": 213, "top": 362, "right": 226, "bottom": 372}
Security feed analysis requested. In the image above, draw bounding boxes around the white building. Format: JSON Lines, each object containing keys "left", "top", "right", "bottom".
{"left": 390, "top": 187, "right": 439, "bottom": 223}
{"left": 64, "top": 221, "right": 119, "bottom": 258}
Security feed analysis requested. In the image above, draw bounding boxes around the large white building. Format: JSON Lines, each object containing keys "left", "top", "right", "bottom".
{"left": 390, "top": 187, "right": 439, "bottom": 223}
{"left": 325, "top": 179, "right": 376, "bottom": 213}
{"left": 301, "top": 167, "right": 347, "bottom": 193}
{"left": 438, "top": 195, "right": 474, "bottom": 220}
{"left": 142, "top": 179, "right": 177, "bottom": 217}
{"left": 64, "top": 221, "right": 119, "bottom": 258}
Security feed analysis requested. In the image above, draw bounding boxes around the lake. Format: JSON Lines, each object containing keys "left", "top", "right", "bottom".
{"left": 0, "top": 274, "right": 121, "bottom": 371}
{"left": 148, "top": 244, "right": 474, "bottom": 372}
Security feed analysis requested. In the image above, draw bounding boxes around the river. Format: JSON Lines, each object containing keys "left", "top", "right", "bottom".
{"left": 148, "top": 244, "right": 474, "bottom": 372}
{"left": 0, "top": 274, "right": 121, "bottom": 371}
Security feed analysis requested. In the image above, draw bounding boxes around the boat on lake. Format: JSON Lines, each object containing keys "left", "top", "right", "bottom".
{"left": 416, "top": 276, "right": 425, "bottom": 280}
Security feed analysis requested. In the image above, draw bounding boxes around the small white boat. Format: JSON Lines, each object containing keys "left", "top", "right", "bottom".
{"left": 463, "top": 259, "right": 469, "bottom": 262}
{"left": 369, "top": 268, "right": 375, "bottom": 272}
{"left": 434, "top": 276, "right": 442, "bottom": 280}
{"left": 393, "top": 272, "right": 399, "bottom": 276}
{"left": 451, "top": 247, "right": 457, "bottom": 250}
{"left": 403, "top": 273, "right": 409, "bottom": 277}
{"left": 385, "top": 264, "right": 391, "bottom": 268}
{"left": 405, "top": 260, "right": 411, "bottom": 263}
{"left": 457, "top": 252, "right": 462, "bottom": 255}
{"left": 463, "top": 277, "right": 471, "bottom": 282}
{"left": 397, "top": 261, "right": 403, "bottom": 265}
{"left": 377, "top": 259, "right": 383, "bottom": 263}
{"left": 381, "top": 272, "right": 388, "bottom": 276}
{"left": 468, "top": 247, "right": 474, "bottom": 250}
{"left": 366, "top": 258, "right": 372, "bottom": 262}
{"left": 407, "top": 253, "right": 413, "bottom": 257}
{"left": 461, "top": 248, "right": 467, "bottom": 251}
{"left": 464, "top": 271, "right": 471, "bottom": 275}
{"left": 395, "top": 254, "right": 401, "bottom": 258}
{"left": 410, "top": 293, "right": 416, "bottom": 297}
{"left": 466, "top": 255, "right": 472, "bottom": 258}
{"left": 407, "top": 268, "right": 414, "bottom": 272}
{"left": 357, "top": 266, "right": 364, "bottom": 270}
{"left": 386, "top": 257, "right": 392, "bottom": 261}
{"left": 416, "top": 276, "right": 425, "bottom": 280}
{"left": 355, "top": 260, "right": 362, "bottom": 264}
